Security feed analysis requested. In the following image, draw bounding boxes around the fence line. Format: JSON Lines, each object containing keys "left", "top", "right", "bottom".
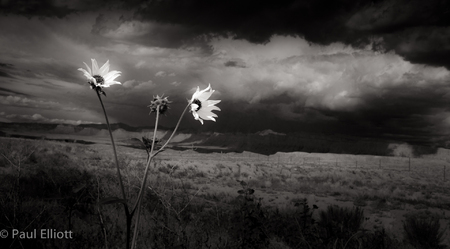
{"left": 153, "top": 151, "right": 449, "bottom": 181}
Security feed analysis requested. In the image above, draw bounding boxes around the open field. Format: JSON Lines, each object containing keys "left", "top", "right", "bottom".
{"left": 1, "top": 137, "right": 449, "bottom": 248}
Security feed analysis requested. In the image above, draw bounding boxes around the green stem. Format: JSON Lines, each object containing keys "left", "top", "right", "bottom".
{"left": 96, "top": 91, "right": 131, "bottom": 248}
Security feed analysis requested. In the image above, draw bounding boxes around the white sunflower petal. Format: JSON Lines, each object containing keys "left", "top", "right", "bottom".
{"left": 201, "top": 106, "right": 220, "bottom": 113}
{"left": 99, "top": 60, "right": 110, "bottom": 76}
{"left": 208, "top": 106, "right": 221, "bottom": 111}
{"left": 193, "top": 84, "right": 211, "bottom": 100}
{"left": 82, "top": 62, "right": 92, "bottom": 75}
{"left": 104, "top": 81, "right": 121, "bottom": 87}
{"left": 206, "top": 116, "right": 216, "bottom": 121}
{"left": 78, "top": 68, "right": 92, "bottom": 80}
{"left": 91, "top": 59, "right": 99, "bottom": 75}
{"left": 197, "top": 89, "right": 214, "bottom": 102}
{"left": 104, "top": 70, "right": 121, "bottom": 82}
{"left": 205, "top": 100, "right": 221, "bottom": 106}
{"left": 197, "top": 109, "right": 217, "bottom": 119}
{"left": 191, "top": 86, "right": 201, "bottom": 101}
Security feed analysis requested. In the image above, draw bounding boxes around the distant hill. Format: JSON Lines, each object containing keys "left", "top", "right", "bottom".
{"left": 0, "top": 122, "right": 440, "bottom": 156}
{"left": 77, "top": 122, "right": 172, "bottom": 132}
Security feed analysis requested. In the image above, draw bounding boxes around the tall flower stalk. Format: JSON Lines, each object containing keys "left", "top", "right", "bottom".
{"left": 131, "top": 87, "right": 219, "bottom": 248}
{"left": 79, "top": 59, "right": 132, "bottom": 248}
{"left": 130, "top": 101, "right": 190, "bottom": 249}
{"left": 79, "top": 59, "right": 220, "bottom": 249}
{"left": 78, "top": 59, "right": 127, "bottom": 202}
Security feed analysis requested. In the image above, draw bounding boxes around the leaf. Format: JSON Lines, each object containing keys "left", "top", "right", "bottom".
{"left": 237, "top": 190, "right": 245, "bottom": 195}
{"left": 99, "top": 197, "right": 127, "bottom": 206}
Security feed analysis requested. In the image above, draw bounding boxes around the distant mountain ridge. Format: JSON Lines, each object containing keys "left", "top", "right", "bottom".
{"left": 0, "top": 122, "right": 439, "bottom": 156}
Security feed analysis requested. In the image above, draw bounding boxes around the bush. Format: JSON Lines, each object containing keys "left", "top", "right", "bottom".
{"left": 403, "top": 214, "right": 447, "bottom": 249}
{"left": 318, "top": 205, "right": 365, "bottom": 247}
{"left": 228, "top": 181, "right": 270, "bottom": 249}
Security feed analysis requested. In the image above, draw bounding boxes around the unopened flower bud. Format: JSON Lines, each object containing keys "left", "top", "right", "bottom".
{"left": 148, "top": 95, "right": 172, "bottom": 114}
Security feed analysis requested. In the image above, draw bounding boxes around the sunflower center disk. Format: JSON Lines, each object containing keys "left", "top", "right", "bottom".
{"left": 93, "top": 75, "right": 105, "bottom": 85}
{"left": 192, "top": 99, "right": 202, "bottom": 111}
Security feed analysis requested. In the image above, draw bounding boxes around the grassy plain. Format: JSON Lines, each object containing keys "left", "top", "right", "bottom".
{"left": 1, "top": 137, "right": 449, "bottom": 248}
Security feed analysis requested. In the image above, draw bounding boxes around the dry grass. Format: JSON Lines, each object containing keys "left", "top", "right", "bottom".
{"left": 1, "top": 137, "right": 450, "bottom": 248}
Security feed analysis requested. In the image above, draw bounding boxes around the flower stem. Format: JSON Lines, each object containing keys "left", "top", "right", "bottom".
{"left": 130, "top": 102, "right": 190, "bottom": 249}
{"left": 157, "top": 102, "right": 190, "bottom": 152}
{"left": 96, "top": 91, "right": 131, "bottom": 248}
{"left": 131, "top": 107, "right": 160, "bottom": 249}
{"left": 96, "top": 91, "right": 127, "bottom": 202}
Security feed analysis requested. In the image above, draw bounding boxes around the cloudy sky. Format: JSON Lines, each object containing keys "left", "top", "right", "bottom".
{"left": 2, "top": 0, "right": 450, "bottom": 146}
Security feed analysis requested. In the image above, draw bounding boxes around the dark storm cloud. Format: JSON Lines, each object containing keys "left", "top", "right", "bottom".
{"left": 224, "top": 59, "right": 246, "bottom": 68}
{"left": 0, "top": 87, "right": 30, "bottom": 97}
{"left": 5, "top": 0, "right": 450, "bottom": 68}
{"left": 347, "top": 0, "right": 450, "bottom": 67}
{"left": 346, "top": 0, "right": 450, "bottom": 33}
{"left": 0, "top": 71, "right": 13, "bottom": 78}
{"left": 0, "top": 0, "right": 77, "bottom": 18}
{"left": 0, "top": 62, "right": 14, "bottom": 78}
{"left": 0, "top": 63, "right": 14, "bottom": 68}
{"left": 129, "top": 0, "right": 450, "bottom": 68}
{"left": 4, "top": 0, "right": 450, "bottom": 147}
{"left": 91, "top": 12, "right": 201, "bottom": 48}
{"left": 0, "top": 61, "right": 23, "bottom": 78}
{"left": 132, "top": 0, "right": 362, "bottom": 44}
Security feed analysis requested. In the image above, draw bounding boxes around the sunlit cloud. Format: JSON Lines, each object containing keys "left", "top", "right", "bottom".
{"left": 170, "top": 81, "right": 181, "bottom": 87}
{"left": 122, "top": 79, "right": 154, "bottom": 89}
{"left": 155, "top": 71, "right": 167, "bottom": 77}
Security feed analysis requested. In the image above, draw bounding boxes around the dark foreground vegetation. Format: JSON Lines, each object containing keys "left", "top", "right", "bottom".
{"left": 0, "top": 138, "right": 447, "bottom": 249}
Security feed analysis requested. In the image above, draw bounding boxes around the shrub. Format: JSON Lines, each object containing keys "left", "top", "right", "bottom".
{"left": 318, "top": 205, "right": 364, "bottom": 247}
{"left": 266, "top": 198, "right": 320, "bottom": 248}
{"left": 359, "top": 228, "right": 403, "bottom": 249}
{"left": 229, "top": 181, "right": 270, "bottom": 249}
{"left": 403, "top": 214, "right": 447, "bottom": 249}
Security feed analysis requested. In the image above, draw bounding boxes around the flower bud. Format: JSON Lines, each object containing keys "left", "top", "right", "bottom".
{"left": 148, "top": 95, "right": 171, "bottom": 114}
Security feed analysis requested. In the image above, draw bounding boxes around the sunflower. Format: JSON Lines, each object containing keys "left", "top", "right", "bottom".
{"left": 189, "top": 84, "right": 221, "bottom": 124}
{"left": 78, "top": 59, "right": 121, "bottom": 95}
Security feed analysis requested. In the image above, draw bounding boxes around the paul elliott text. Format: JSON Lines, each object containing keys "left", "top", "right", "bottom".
{"left": 12, "top": 229, "right": 73, "bottom": 239}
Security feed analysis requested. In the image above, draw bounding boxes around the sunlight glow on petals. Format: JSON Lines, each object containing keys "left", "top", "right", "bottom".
{"left": 78, "top": 59, "right": 122, "bottom": 89}
{"left": 189, "top": 84, "right": 220, "bottom": 124}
